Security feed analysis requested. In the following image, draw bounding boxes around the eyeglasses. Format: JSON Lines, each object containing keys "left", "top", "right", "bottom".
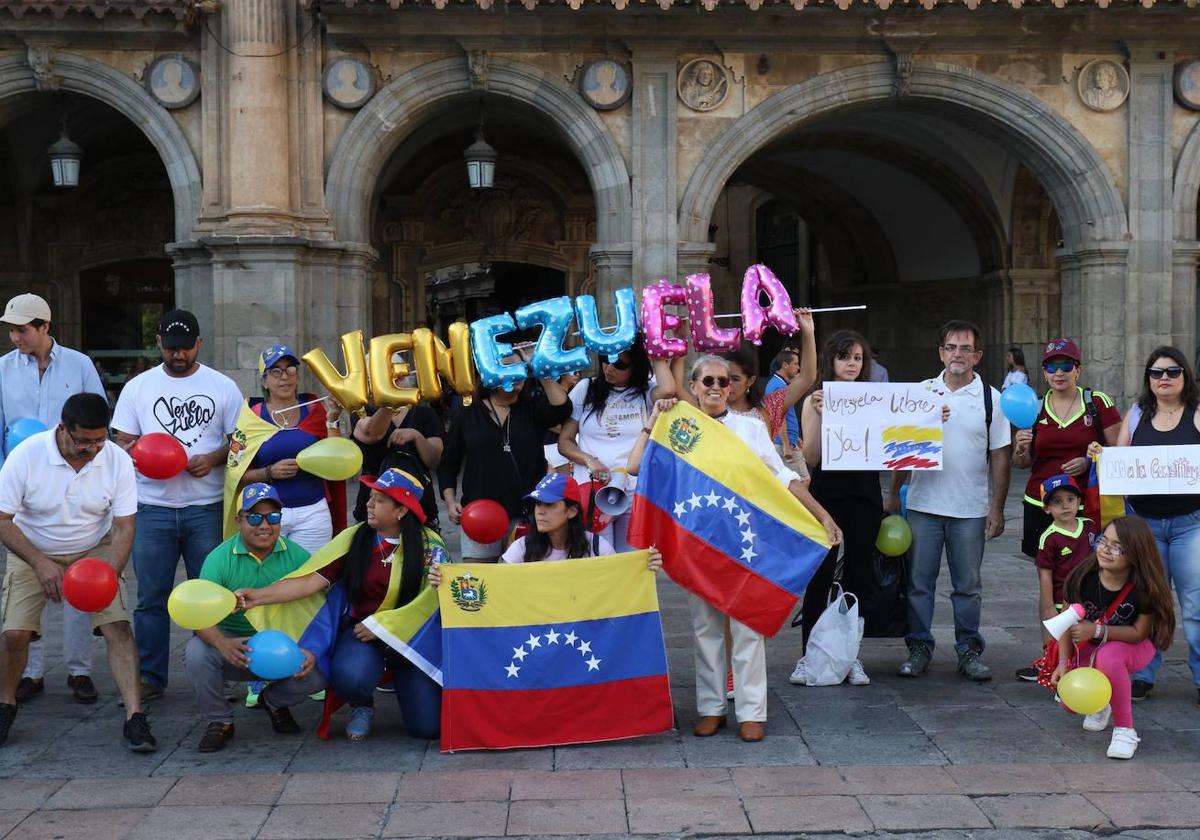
{"left": 941, "top": 343, "right": 977, "bottom": 355}
{"left": 699, "top": 375, "right": 731, "bottom": 389}
{"left": 1043, "top": 360, "right": 1077, "bottom": 374}
{"left": 1094, "top": 535, "right": 1125, "bottom": 557}
{"left": 1148, "top": 366, "right": 1184, "bottom": 380}
{"left": 266, "top": 365, "right": 299, "bottom": 379}
{"left": 62, "top": 428, "right": 107, "bottom": 452}
{"left": 244, "top": 511, "right": 283, "bottom": 526}
{"left": 603, "top": 359, "right": 632, "bottom": 371}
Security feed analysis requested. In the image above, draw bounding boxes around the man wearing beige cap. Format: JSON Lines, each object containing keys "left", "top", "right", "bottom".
{"left": 0, "top": 292, "right": 107, "bottom": 706}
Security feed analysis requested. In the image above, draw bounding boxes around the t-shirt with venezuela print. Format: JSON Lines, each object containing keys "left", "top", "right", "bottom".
{"left": 112, "top": 363, "right": 243, "bottom": 507}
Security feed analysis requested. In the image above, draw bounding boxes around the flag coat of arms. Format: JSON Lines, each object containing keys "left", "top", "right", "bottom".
{"left": 438, "top": 551, "right": 673, "bottom": 752}
{"left": 627, "top": 402, "right": 831, "bottom": 636}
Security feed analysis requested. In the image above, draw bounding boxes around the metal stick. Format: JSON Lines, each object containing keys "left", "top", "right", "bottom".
{"left": 711, "top": 304, "right": 867, "bottom": 320}
{"left": 271, "top": 396, "right": 325, "bottom": 417}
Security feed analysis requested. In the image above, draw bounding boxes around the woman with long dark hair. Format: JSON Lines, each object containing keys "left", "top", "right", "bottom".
{"left": 557, "top": 337, "right": 675, "bottom": 551}
{"left": 791, "top": 329, "right": 879, "bottom": 687}
{"left": 237, "top": 468, "right": 448, "bottom": 741}
{"left": 1003, "top": 347, "right": 1029, "bottom": 391}
{"left": 1088, "top": 346, "right": 1200, "bottom": 703}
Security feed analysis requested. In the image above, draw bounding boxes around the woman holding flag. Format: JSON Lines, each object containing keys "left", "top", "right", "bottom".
{"left": 627, "top": 355, "right": 841, "bottom": 743}
{"left": 223, "top": 344, "right": 347, "bottom": 552}
{"left": 237, "top": 468, "right": 448, "bottom": 741}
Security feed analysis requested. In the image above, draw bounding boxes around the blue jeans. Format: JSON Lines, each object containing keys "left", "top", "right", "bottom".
{"left": 905, "top": 509, "right": 986, "bottom": 656}
{"left": 1133, "top": 511, "right": 1200, "bottom": 687}
{"left": 132, "top": 501, "right": 223, "bottom": 689}
{"left": 328, "top": 623, "right": 442, "bottom": 739}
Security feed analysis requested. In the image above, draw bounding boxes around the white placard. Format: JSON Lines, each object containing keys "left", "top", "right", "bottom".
{"left": 821, "top": 382, "right": 945, "bottom": 471}
{"left": 1098, "top": 445, "right": 1200, "bottom": 496}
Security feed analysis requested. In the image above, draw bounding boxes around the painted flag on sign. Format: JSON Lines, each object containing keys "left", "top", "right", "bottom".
{"left": 438, "top": 551, "right": 673, "bottom": 752}
{"left": 627, "top": 401, "right": 831, "bottom": 636}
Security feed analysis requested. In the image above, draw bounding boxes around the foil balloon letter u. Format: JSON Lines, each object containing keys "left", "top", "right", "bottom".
{"left": 470, "top": 313, "right": 528, "bottom": 392}
{"left": 685, "top": 274, "right": 741, "bottom": 353}
{"left": 575, "top": 287, "right": 639, "bottom": 360}
{"left": 740, "top": 264, "right": 799, "bottom": 345}
{"left": 640, "top": 280, "right": 689, "bottom": 360}
{"left": 514, "top": 296, "right": 590, "bottom": 380}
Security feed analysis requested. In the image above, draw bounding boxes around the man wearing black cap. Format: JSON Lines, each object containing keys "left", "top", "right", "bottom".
{"left": 111, "top": 309, "right": 243, "bottom": 699}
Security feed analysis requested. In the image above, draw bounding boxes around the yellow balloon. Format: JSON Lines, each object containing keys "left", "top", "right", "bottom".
{"left": 368, "top": 333, "right": 419, "bottom": 409}
{"left": 301, "top": 331, "right": 370, "bottom": 413}
{"left": 412, "top": 322, "right": 477, "bottom": 402}
{"left": 296, "top": 436, "right": 364, "bottom": 481}
{"left": 1058, "top": 666, "right": 1112, "bottom": 715}
{"left": 168, "top": 579, "right": 237, "bottom": 631}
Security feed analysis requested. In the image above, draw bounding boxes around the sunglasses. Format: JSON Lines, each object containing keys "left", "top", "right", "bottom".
{"left": 244, "top": 511, "right": 283, "bottom": 526}
{"left": 1148, "top": 366, "right": 1184, "bottom": 380}
{"left": 603, "top": 358, "right": 632, "bottom": 371}
{"left": 1043, "top": 360, "right": 1077, "bottom": 374}
{"left": 699, "top": 375, "right": 731, "bottom": 389}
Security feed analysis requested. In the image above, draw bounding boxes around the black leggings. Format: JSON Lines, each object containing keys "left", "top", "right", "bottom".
{"left": 801, "top": 497, "right": 882, "bottom": 652}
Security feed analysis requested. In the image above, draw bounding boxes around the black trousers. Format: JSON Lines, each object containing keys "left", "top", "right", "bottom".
{"left": 800, "top": 496, "right": 882, "bottom": 652}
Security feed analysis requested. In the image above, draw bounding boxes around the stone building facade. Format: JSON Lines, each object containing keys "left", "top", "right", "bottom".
{"left": 0, "top": 0, "right": 1199, "bottom": 402}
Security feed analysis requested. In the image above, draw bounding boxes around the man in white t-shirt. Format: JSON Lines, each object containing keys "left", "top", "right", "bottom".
{"left": 886, "top": 319, "right": 1011, "bottom": 682}
{"left": 0, "top": 394, "right": 155, "bottom": 751}
{"left": 112, "top": 310, "right": 242, "bottom": 698}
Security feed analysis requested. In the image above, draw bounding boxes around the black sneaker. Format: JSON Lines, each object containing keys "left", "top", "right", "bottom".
{"left": 1131, "top": 680, "right": 1153, "bottom": 702}
{"left": 1015, "top": 666, "right": 1039, "bottom": 682}
{"left": 123, "top": 712, "right": 158, "bottom": 753}
{"left": 15, "top": 677, "right": 43, "bottom": 704}
{"left": 197, "top": 721, "right": 235, "bottom": 753}
{"left": 254, "top": 698, "right": 301, "bottom": 735}
{"left": 0, "top": 703, "right": 16, "bottom": 745}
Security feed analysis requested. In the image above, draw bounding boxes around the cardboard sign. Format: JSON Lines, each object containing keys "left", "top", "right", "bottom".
{"left": 821, "top": 382, "right": 945, "bottom": 471}
{"left": 1098, "top": 445, "right": 1200, "bottom": 496}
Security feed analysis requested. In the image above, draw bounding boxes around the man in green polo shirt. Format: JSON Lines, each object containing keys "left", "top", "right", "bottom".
{"left": 183, "top": 483, "right": 325, "bottom": 752}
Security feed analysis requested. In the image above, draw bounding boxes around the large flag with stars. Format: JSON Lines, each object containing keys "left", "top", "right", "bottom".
{"left": 627, "top": 402, "right": 831, "bottom": 636}
{"left": 437, "top": 551, "right": 673, "bottom": 752}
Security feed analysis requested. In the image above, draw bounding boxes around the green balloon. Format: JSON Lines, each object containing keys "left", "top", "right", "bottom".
{"left": 876, "top": 514, "right": 912, "bottom": 557}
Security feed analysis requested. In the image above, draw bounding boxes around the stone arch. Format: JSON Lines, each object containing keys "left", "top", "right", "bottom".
{"left": 1175, "top": 118, "right": 1200, "bottom": 241}
{"left": 678, "top": 61, "right": 1127, "bottom": 255}
{"left": 0, "top": 53, "right": 201, "bottom": 243}
{"left": 326, "top": 55, "right": 632, "bottom": 249}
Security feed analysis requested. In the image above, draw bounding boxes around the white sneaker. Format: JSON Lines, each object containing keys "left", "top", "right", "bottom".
{"left": 846, "top": 659, "right": 871, "bottom": 686}
{"left": 1107, "top": 727, "right": 1139, "bottom": 760}
{"left": 1082, "top": 704, "right": 1112, "bottom": 732}
{"left": 789, "top": 657, "right": 811, "bottom": 685}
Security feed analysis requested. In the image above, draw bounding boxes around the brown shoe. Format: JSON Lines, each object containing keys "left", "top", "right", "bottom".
{"left": 692, "top": 715, "right": 726, "bottom": 737}
{"left": 738, "top": 721, "right": 766, "bottom": 742}
{"left": 67, "top": 675, "right": 98, "bottom": 705}
{"left": 197, "top": 722, "right": 235, "bottom": 753}
{"left": 15, "top": 677, "right": 44, "bottom": 704}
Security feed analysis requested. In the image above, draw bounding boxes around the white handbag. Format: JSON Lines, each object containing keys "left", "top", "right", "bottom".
{"left": 801, "top": 583, "right": 862, "bottom": 686}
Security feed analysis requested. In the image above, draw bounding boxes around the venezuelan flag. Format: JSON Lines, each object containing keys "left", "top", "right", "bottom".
{"left": 438, "top": 551, "right": 673, "bottom": 752}
{"left": 1086, "top": 454, "right": 1128, "bottom": 529}
{"left": 627, "top": 402, "right": 831, "bottom": 637}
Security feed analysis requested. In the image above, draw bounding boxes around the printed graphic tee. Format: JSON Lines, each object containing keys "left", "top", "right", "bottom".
{"left": 112, "top": 363, "right": 242, "bottom": 507}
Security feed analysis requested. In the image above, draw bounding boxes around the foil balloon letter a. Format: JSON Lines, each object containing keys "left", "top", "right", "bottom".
{"left": 740, "top": 264, "right": 798, "bottom": 346}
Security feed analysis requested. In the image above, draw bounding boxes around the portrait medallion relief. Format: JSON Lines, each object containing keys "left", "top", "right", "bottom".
{"left": 1176, "top": 61, "right": 1200, "bottom": 112}
{"left": 579, "top": 59, "right": 631, "bottom": 111}
{"left": 323, "top": 57, "right": 376, "bottom": 110}
{"left": 1076, "top": 59, "right": 1129, "bottom": 113}
{"left": 145, "top": 56, "right": 200, "bottom": 109}
{"left": 677, "top": 58, "right": 730, "bottom": 112}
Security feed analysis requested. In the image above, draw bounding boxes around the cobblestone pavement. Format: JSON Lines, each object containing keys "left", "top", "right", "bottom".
{"left": 2, "top": 471, "right": 1200, "bottom": 837}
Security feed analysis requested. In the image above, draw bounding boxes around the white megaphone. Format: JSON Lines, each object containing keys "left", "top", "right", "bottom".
{"left": 594, "top": 469, "right": 632, "bottom": 517}
{"left": 1042, "top": 603, "right": 1086, "bottom": 638}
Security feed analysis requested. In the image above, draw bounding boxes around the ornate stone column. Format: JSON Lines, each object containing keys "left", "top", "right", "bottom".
{"left": 590, "top": 246, "right": 635, "bottom": 318}
{"left": 630, "top": 48, "right": 678, "bottom": 285}
{"left": 1174, "top": 242, "right": 1200, "bottom": 363}
{"left": 1058, "top": 246, "right": 1130, "bottom": 404}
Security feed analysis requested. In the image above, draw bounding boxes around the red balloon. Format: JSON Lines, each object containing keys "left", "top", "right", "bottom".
{"left": 62, "top": 557, "right": 118, "bottom": 613}
{"left": 131, "top": 432, "right": 187, "bottom": 480}
{"left": 461, "top": 499, "right": 509, "bottom": 545}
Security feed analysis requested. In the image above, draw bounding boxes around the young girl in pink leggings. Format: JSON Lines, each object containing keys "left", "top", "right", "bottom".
{"left": 1051, "top": 516, "right": 1176, "bottom": 759}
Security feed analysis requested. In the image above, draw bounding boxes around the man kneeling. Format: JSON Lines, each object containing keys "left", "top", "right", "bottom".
{"left": 184, "top": 483, "right": 324, "bottom": 752}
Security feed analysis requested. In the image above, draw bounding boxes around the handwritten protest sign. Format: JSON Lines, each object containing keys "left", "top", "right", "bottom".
{"left": 1098, "top": 445, "right": 1200, "bottom": 496}
{"left": 821, "top": 382, "right": 945, "bottom": 471}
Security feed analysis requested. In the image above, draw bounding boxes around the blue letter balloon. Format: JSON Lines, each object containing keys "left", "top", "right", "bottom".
{"left": 469, "top": 312, "right": 528, "bottom": 392}
{"left": 515, "top": 296, "right": 590, "bottom": 380}
{"left": 246, "top": 629, "right": 305, "bottom": 680}
{"left": 575, "top": 287, "right": 639, "bottom": 360}
{"left": 1000, "top": 383, "right": 1041, "bottom": 429}
{"left": 4, "top": 418, "right": 48, "bottom": 456}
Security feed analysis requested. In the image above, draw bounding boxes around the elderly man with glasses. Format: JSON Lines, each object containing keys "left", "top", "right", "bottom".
{"left": 183, "top": 482, "right": 323, "bottom": 753}
{"left": 0, "top": 393, "right": 154, "bottom": 751}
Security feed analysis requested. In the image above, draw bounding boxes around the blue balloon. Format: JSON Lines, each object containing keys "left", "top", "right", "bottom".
{"left": 5, "top": 418, "right": 48, "bottom": 456}
{"left": 246, "top": 629, "right": 305, "bottom": 681}
{"left": 1000, "top": 382, "right": 1041, "bottom": 429}
{"left": 469, "top": 313, "right": 528, "bottom": 392}
{"left": 515, "top": 296, "right": 590, "bottom": 380}
{"left": 575, "top": 287, "right": 639, "bottom": 359}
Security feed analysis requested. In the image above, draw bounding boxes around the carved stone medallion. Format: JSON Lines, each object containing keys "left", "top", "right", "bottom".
{"left": 146, "top": 56, "right": 200, "bottom": 109}
{"left": 323, "top": 57, "right": 375, "bottom": 110}
{"left": 677, "top": 58, "right": 730, "bottom": 112}
{"left": 1076, "top": 59, "right": 1129, "bottom": 113}
{"left": 1176, "top": 61, "right": 1200, "bottom": 112}
{"left": 579, "top": 59, "right": 630, "bottom": 111}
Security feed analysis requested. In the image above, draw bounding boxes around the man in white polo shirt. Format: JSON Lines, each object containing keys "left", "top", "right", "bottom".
{"left": 0, "top": 393, "right": 155, "bottom": 751}
{"left": 887, "top": 319, "right": 1011, "bottom": 682}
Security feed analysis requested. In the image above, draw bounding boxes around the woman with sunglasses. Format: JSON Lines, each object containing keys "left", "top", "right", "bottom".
{"left": 557, "top": 337, "right": 676, "bottom": 551}
{"left": 1086, "top": 346, "right": 1200, "bottom": 703}
{"left": 222, "top": 344, "right": 347, "bottom": 553}
{"left": 1012, "top": 339, "right": 1120, "bottom": 563}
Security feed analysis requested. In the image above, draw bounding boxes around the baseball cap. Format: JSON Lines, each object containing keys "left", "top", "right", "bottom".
{"left": 1041, "top": 473, "right": 1082, "bottom": 508}
{"left": 525, "top": 473, "right": 583, "bottom": 507}
{"left": 1042, "top": 338, "right": 1081, "bottom": 365}
{"left": 258, "top": 343, "right": 300, "bottom": 377}
{"left": 360, "top": 468, "right": 426, "bottom": 523}
{"left": 2, "top": 293, "right": 52, "bottom": 326}
{"left": 157, "top": 309, "right": 200, "bottom": 349}
{"left": 240, "top": 482, "right": 283, "bottom": 512}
